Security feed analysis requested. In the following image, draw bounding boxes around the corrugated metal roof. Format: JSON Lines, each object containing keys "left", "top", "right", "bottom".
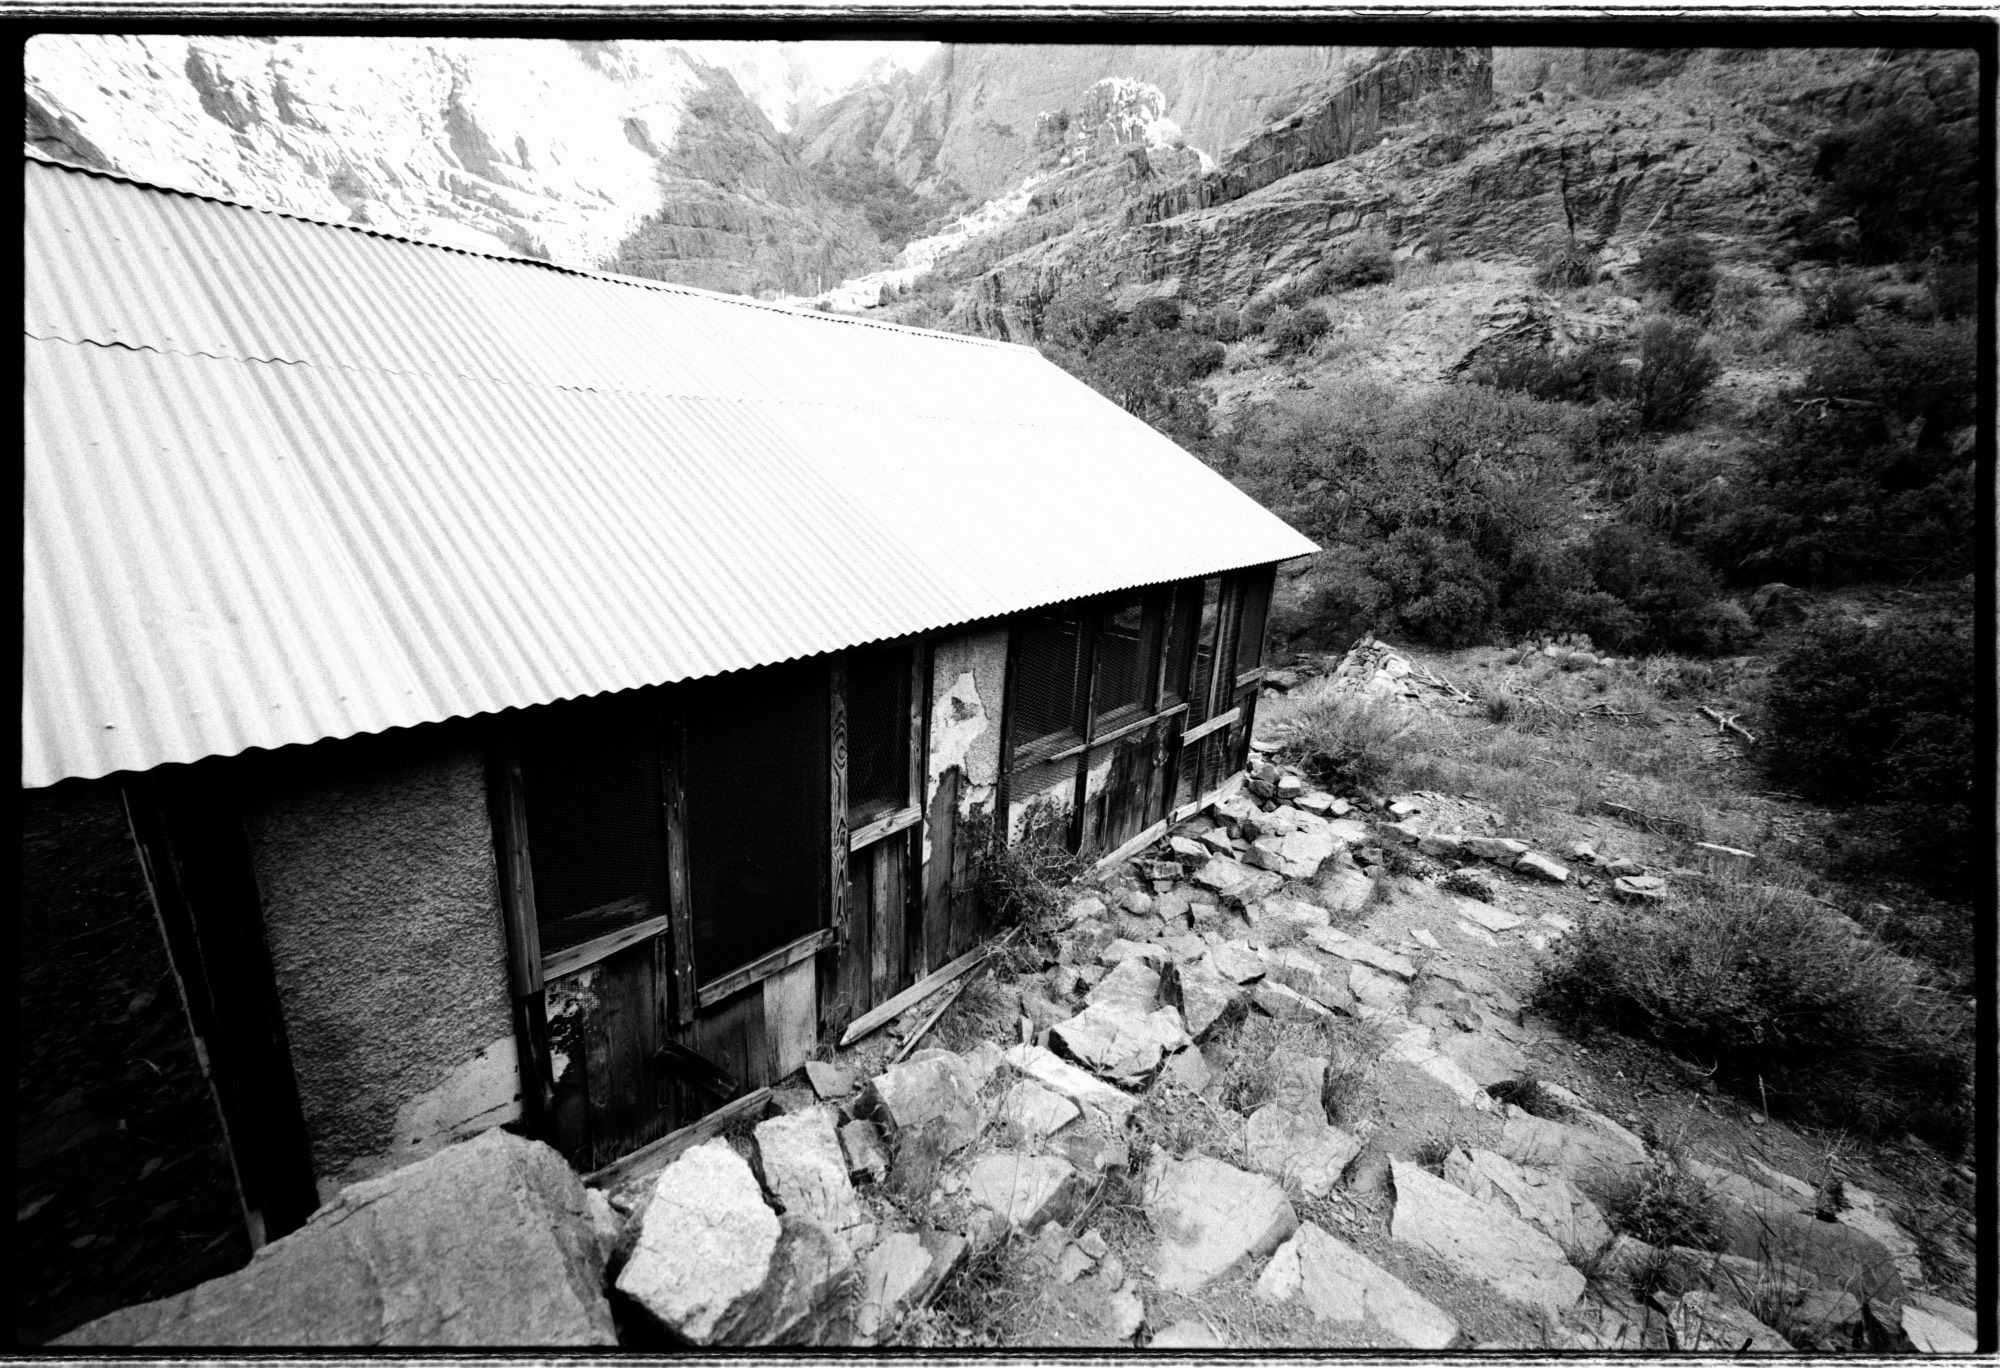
{"left": 23, "top": 155, "right": 1316, "bottom": 788}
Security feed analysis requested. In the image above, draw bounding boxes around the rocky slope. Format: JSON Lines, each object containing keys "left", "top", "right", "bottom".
{"left": 792, "top": 43, "right": 1371, "bottom": 202}
{"left": 23, "top": 34, "right": 883, "bottom": 293}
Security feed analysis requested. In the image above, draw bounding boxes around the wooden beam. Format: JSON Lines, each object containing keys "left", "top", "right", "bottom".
{"left": 1043, "top": 701, "right": 1189, "bottom": 763}
{"left": 1180, "top": 706, "right": 1242, "bottom": 746}
{"left": 848, "top": 803, "right": 922, "bottom": 852}
{"left": 585, "top": 1087, "right": 774, "bottom": 1193}
{"left": 838, "top": 942, "right": 990, "bottom": 1048}
{"left": 696, "top": 927, "right": 837, "bottom": 1010}
{"left": 540, "top": 915, "right": 671, "bottom": 983}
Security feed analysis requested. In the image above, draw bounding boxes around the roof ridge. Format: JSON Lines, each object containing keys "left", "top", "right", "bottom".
{"left": 22, "top": 149, "right": 1027, "bottom": 351}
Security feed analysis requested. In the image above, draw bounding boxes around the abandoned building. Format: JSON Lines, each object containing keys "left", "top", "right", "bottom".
{"left": 19, "top": 150, "right": 1315, "bottom": 1337}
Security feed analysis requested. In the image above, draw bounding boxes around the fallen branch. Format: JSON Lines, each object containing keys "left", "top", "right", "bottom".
{"left": 1698, "top": 705, "right": 1758, "bottom": 745}
{"left": 1412, "top": 662, "right": 1475, "bottom": 703}
{"left": 888, "top": 925, "right": 1020, "bottom": 1064}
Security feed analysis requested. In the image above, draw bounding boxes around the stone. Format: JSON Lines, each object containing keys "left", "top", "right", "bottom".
{"left": 617, "top": 1140, "right": 782, "bottom": 1346}
{"left": 1250, "top": 896, "right": 1332, "bottom": 939}
{"left": 1666, "top": 1291, "right": 1791, "bottom": 1351}
{"left": 854, "top": 1232, "right": 939, "bottom": 1339}
{"left": 1389, "top": 1159, "right": 1584, "bottom": 1317}
{"left": 1567, "top": 841, "right": 1598, "bottom": 863}
{"left": 996, "top": 1080, "right": 1080, "bottom": 1139}
{"left": 1001, "top": 1043, "right": 1139, "bottom": 1130}
{"left": 1323, "top": 816, "right": 1370, "bottom": 845}
{"left": 1098, "top": 937, "right": 1166, "bottom": 968}
{"left": 965, "top": 1152, "right": 1081, "bottom": 1231}
{"left": 1382, "top": 818, "right": 1423, "bottom": 845}
{"left": 1101, "top": 1287, "right": 1145, "bottom": 1340}
{"left": 1311, "top": 859, "right": 1375, "bottom": 916}
{"left": 1685, "top": 1160, "right": 1906, "bottom": 1303}
{"left": 754, "top": 1106, "right": 867, "bottom": 1245}
{"left": 1444, "top": 1147, "right": 1613, "bottom": 1256}
{"left": 1493, "top": 1109, "right": 1651, "bottom": 1205}
{"left": 1086, "top": 958, "right": 1161, "bottom": 1013}
{"left": 1276, "top": 773, "right": 1307, "bottom": 799}
{"left": 1539, "top": 913, "right": 1576, "bottom": 934}
{"left": 1410, "top": 927, "right": 1442, "bottom": 951}
{"left": 1346, "top": 962, "right": 1409, "bottom": 1014}
{"left": 1162, "top": 1047, "right": 1215, "bottom": 1095}
{"left": 1294, "top": 791, "right": 1337, "bottom": 815}
{"left": 1387, "top": 799, "right": 1419, "bottom": 817}
{"left": 1611, "top": 875, "right": 1665, "bottom": 903}
{"left": 1748, "top": 581, "right": 1812, "bottom": 628}
{"left": 757, "top": 1214, "right": 858, "bottom": 1346}
{"left": 1308, "top": 925, "right": 1416, "bottom": 978}
{"left": 1418, "top": 832, "right": 1465, "bottom": 859}
{"left": 1199, "top": 829, "right": 1235, "bottom": 856}
{"left": 1463, "top": 836, "right": 1530, "bottom": 861}
{"left": 1167, "top": 835, "right": 1208, "bottom": 863}
{"left": 1244, "top": 1105, "right": 1362, "bottom": 1197}
{"left": 1051, "top": 1000, "right": 1189, "bottom": 1082}
{"left": 1437, "top": 1031, "right": 1528, "bottom": 1088}
{"left": 839, "top": 1120, "right": 891, "bottom": 1184}
{"left": 1458, "top": 900, "right": 1524, "bottom": 932}
{"left": 1256, "top": 1222, "right": 1459, "bottom": 1348}
{"left": 1149, "top": 1319, "right": 1227, "bottom": 1348}
{"left": 1248, "top": 827, "right": 1338, "bottom": 879}
{"left": 1117, "top": 889, "right": 1155, "bottom": 916}
{"left": 1835, "top": 1206, "right": 1924, "bottom": 1286}
{"left": 804, "top": 1060, "right": 854, "bottom": 1100}
{"left": 1385, "top": 1025, "right": 1495, "bottom": 1109}
{"left": 1901, "top": 1295, "right": 1977, "bottom": 1354}
{"left": 1601, "top": 856, "right": 1645, "bottom": 877}
{"left": 1143, "top": 1154, "right": 1297, "bottom": 1294}
{"left": 1512, "top": 851, "right": 1569, "bottom": 883}
{"left": 1164, "top": 955, "right": 1242, "bottom": 1040}
{"left": 1208, "top": 940, "right": 1267, "bottom": 984}
{"left": 1192, "top": 856, "right": 1256, "bottom": 898}
{"left": 1454, "top": 920, "right": 1499, "bottom": 946}
{"left": 58, "top": 1130, "right": 615, "bottom": 1347}
{"left": 1064, "top": 894, "right": 1109, "bottom": 925}
{"left": 865, "top": 1053, "right": 983, "bottom": 1156}
{"left": 1253, "top": 978, "right": 1341, "bottom": 1023}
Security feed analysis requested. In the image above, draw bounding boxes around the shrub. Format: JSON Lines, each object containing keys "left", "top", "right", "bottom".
{"left": 1534, "top": 240, "right": 1597, "bottom": 290}
{"left": 970, "top": 801, "right": 1085, "bottom": 931}
{"left": 1468, "top": 339, "right": 1627, "bottom": 404}
{"left": 1205, "top": 306, "right": 1244, "bottom": 343}
{"left": 1631, "top": 317, "right": 1720, "bottom": 431}
{"left": 1608, "top": 1157, "right": 1728, "bottom": 1251}
{"left": 1126, "top": 296, "right": 1183, "bottom": 333}
{"left": 1270, "top": 690, "right": 1415, "bottom": 794}
{"left": 1580, "top": 524, "right": 1748, "bottom": 656}
{"left": 1536, "top": 876, "right": 1973, "bottom": 1149}
{"left": 1440, "top": 867, "right": 1495, "bottom": 902}
{"left": 1801, "top": 270, "right": 1868, "bottom": 331}
{"left": 1637, "top": 231, "right": 1718, "bottom": 317}
{"left": 1811, "top": 103, "right": 1979, "bottom": 262}
{"left": 1264, "top": 303, "right": 1333, "bottom": 355}
{"left": 1241, "top": 294, "right": 1278, "bottom": 330}
{"left": 1318, "top": 236, "right": 1396, "bottom": 291}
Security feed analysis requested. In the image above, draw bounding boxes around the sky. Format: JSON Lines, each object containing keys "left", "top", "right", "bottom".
{"left": 787, "top": 40, "right": 939, "bottom": 87}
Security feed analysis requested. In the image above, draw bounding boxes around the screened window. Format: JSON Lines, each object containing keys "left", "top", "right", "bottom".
{"left": 1188, "top": 577, "right": 1222, "bottom": 719}
{"left": 1160, "top": 582, "right": 1201, "bottom": 707}
{"left": 1092, "top": 593, "right": 1158, "bottom": 726}
{"left": 846, "top": 642, "right": 913, "bottom": 822}
{"left": 1235, "top": 572, "right": 1272, "bottom": 678}
{"left": 682, "top": 659, "right": 828, "bottom": 982}
{"left": 1011, "top": 610, "right": 1088, "bottom": 750}
{"left": 520, "top": 692, "right": 669, "bottom": 960}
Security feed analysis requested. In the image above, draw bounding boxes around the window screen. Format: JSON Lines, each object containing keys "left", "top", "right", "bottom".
{"left": 1092, "top": 593, "right": 1157, "bottom": 725}
{"left": 1188, "top": 577, "right": 1222, "bottom": 721}
{"left": 683, "top": 659, "right": 828, "bottom": 982}
{"left": 1235, "top": 571, "right": 1272, "bottom": 678}
{"left": 521, "top": 692, "right": 669, "bottom": 960}
{"left": 1160, "top": 581, "right": 1201, "bottom": 707}
{"left": 846, "top": 643, "right": 912, "bottom": 821}
{"left": 1011, "top": 610, "right": 1088, "bottom": 750}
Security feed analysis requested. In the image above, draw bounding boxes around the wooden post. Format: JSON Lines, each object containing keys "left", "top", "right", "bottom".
{"left": 828, "top": 656, "right": 849, "bottom": 946}
{"left": 486, "top": 726, "right": 557, "bottom": 1133}
{"left": 658, "top": 710, "right": 698, "bottom": 1026}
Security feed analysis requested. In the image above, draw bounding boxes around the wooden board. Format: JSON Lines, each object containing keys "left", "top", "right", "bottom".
{"left": 577, "top": 937, "right": 678, "bottom": 1171}
{"left": 762, "top": 958, "right": 818, "bottom": 1082}
{"left": 683, "top": 978, "right": 768, "bottom": 1101}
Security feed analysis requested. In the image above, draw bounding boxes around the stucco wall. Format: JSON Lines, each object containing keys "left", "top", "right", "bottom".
{"left": 925, "top": 625, "right": 1010, "bottom": 856}
{"left": 243, "top": 724, "right": 517, "bottom": 1196}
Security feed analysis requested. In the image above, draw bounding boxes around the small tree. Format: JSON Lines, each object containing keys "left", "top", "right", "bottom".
{"left": 1632, "top": 318, "right": 1720, "bottom": 431}
{"left": 1636, "top": 231, "right": 1717, "bottom": 317}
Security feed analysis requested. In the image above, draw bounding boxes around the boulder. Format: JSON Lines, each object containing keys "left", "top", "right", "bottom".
{"left": 1418, "top": 832, "right": 1465, "bottom": 859}
{"left": 1463, "top": 836, "right": 1530, "bottom": 862}
{"left": 1167, "top": 835, "right": 1209, "bottom": 863}
{"left": 1143, "top": 1154, "right": 1297, "bottom": 1294}
{"left": 1458, "top": 900, "right": 1525, "bottom": 932}
{"left": 1437, "top": 1031, "right": 1529, "bottom": 1088}
{"left": 964, "top": 1152, "right": 1082, "bottom": 1231}
{"left": 1382, "top": 818, "right": 1423, "bottom": 845}
{"left": 1307, "top": 926, "right": 1416, "bottom": 978}
{"left": 1248, "top": 828, "right": 1338, "bottom": 879}
{"left": 1900, "top": 1294, "right": 1977, "bottom": 1354}
{"left": 1385, "top": 1024, "right": 1494, "bottom": 1110}
{"left": 1835, "top": 1206, "right": 1924, "bottom": 1287}
{"left": 1164, "top": 956, "right": 1243, "bottom": 1040}
{"left": 1244, "top": 1105, "right": 1362, "bottom": 1197}
{"left": 1389, "top": 1159, "right": 1584, "bottom": 1317}
{"left": 754, "top": 1106, "right": 868, "bottom": 1245}
{"left": 1611, "top": 875, "right": 1666, "bottom": 903}
{"left": 1051, "top": 1001, "right": 1189, "bottom": 1082}
{"left": 1747, "top": 582, "right": 1811, "bottom": 629}
{"left": 1493, "top": 1109, "right": 1650, "bottom": 1204}
{"left": 1443, "top": 1147, "right": 1613, "bottom": 1255}
{"left": 1098, "top": 937, "right": 1167, "bottom": 968}
{"left": 1255, "top": 1222, "right": 1459, "bottom": 1348}
{"left": 57, "top": 1130, "right": 615, "bottom": 1347}
{"left": 804, "top": 1061, "right": 854, "bottom": 1100}
{"left": 1086, "top": 958, "right": 1162, "bottom": 1013}
{"left": 1346, "top": 963, "right": 1410, "bottom": 1014}
{"left": 757, "top": 1214, "right": 859, "bottom": 1346}
{"left": 1249, "top": 895, "right": 1332, "bottom": 938}
{"left": 1162, "top": 1046, "right": 1215, "bottom": 1096}
{"left": 616, "top": 1140, "right": 783, "bottom": 1346}
{"left": 1001, "top": 1043, "right": 1139, "bottom": 1130}
{"left": 1208, "top": 940, "right": 1267, "bottom": 984}
{"left": 1666, "top": 1291, "right": 1791, "bottom": 1351}
{"left": 1410, "top": 926, "right": 1443, "bottom": 951}
{"left": 853, "top": 1231, "right": 959, "bottom": 1340}
{"left": 1512, "top": 852, "right": 1569, "bottom": 883}
{"left": 864, "top": 1053, "right": 983, "bottom": 1156}
{"left": 1253, "top": 978, "right": 1342, "bottom": 1023}
{"left": 996, "top": 1080, "right": 1080, "bottom": 1139}
{"left": 1192, "top": 857, "right": 1253, "bottom": 897}
{"left": 1294, "top": 791, "right": 1338, "bottom": 815}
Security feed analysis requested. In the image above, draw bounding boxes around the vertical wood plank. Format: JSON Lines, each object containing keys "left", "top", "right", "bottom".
{"left": 828, "top": 657, "right": 849, "bottom": 945}
{"left": 885, "top": 831, "right": 912, "bottom": 995}
{"left": 1068, "top": 610, "right": 1103, "bottom": 854}
{"left": 907, "top": 643, "right": 932, "bottom": 976}
{"left": 687, "top": 983, "right": 768, "bottom": 1099}
{"left": 659, "top": 710, "right": 697, "bottom": 1026}
{"left": 484, "top": 726, "right": 555, "bottom": 1138}
{"left": 868, "top": 841, "right": 895, "bottom": 1005}
{"left": 762, "top": 959, "right": 817, "bottom": 1081}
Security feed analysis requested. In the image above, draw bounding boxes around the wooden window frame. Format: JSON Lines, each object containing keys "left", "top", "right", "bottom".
{"left": 844, "top": 640, "right": 926, "bottom": 855}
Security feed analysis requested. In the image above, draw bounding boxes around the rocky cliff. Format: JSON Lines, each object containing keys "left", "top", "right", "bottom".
{"left": 792, "top": 43, "right": 1372, "bottom": 201}
{"left": 23, "top": 34, "right": 884, "bottom": 293}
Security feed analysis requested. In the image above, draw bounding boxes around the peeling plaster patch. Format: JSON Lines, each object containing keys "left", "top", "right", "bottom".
{"left": 1082, "top": 754, "right": 1115, "bottom": 803}
{"left": 927, "top": 670, "right": 988, "bottom": 806}
{"left": 550, "top": 1049, "right": 572, "bottom": 1083}
{"left": 386, "top": 1034, "right": 522, "bottom": 1155}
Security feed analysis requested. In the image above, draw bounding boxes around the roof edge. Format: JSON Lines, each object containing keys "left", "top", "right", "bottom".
{"left": 23, "top": 149, "right": 1030, "bottom": 352}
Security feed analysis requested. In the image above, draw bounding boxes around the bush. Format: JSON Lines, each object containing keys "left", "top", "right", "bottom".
{"left": 1241, "top": 294, "right": 1278, "bottom": 330}
{"left": 1811, "top": 103, "right": 1979, "bottom": 262}
{"left": 1204, "top": 306, "right": 1244, "bottom": 343}
{"left": 1264, "top": 303, "right": 1333, "bottom": 355}
{"left": 1631, "top": 318, "right": 1720, "bottom": 431}
{"left": 1126, "top": 296, "right": 1183, "bottom": 333}
{"left": 1316, "top": 236, "right": 1396, "bottom": 292}
{"left": 1608, "top": 1158, "right": 1728, "bottom": 1252}
{"left": 1269, "top": 690, "right": 1415, "bottom": 794}
{"left": 1467, "top": 339, "right": 1627, "bottom": 404}
{"left": 970, "top": 801, "right": 1085, "bottom": 931}
{"left": 1636, "top": 231, "right": 1718, "bottom": 317}
{"left": 1534, "top": 240, "right": 1597, "bottom": 290}
{"left": 1536, "top": 876, "right": 1972, "bottom": 1149}
{"left": 1801, "top": 270, "right": 1868, "bottom": 331}
{"left": 1580, "top": 524, "right": 1749, "bottom": 656}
